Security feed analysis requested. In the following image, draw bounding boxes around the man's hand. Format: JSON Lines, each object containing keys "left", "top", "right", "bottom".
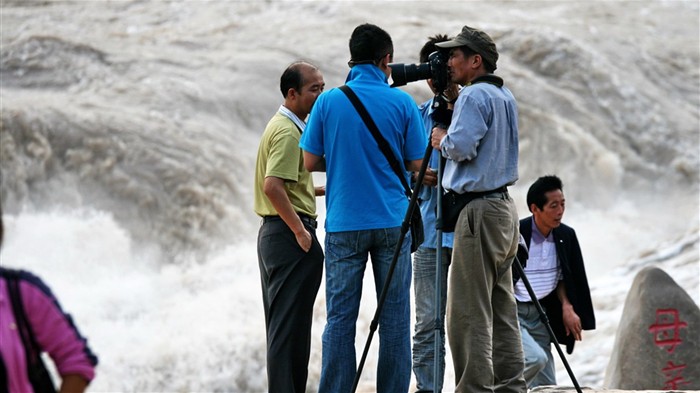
{"left": 264, "top": 176, "right": 314, "bottom": 253}
{"left": 443, "top": 83, "right": 460, "bottom": 103}
{"left": 294, "top": 227, "right": 313, "bottom": 252}
{"left": 562, "top": 303, "right": 583, "bottom": 341}
{"left": 431, "top": 126, "right": 447, "bottom": 150}
{"left": 59, "top": 374, "right": 89, "bottom": 393}
{"left": 421, "top": 168, "right": 437, "bottom": 187}
{"left": 557, "top": 282, "right": 582, "bottom": 340}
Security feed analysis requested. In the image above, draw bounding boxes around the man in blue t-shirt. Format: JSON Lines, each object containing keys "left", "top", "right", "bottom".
{"left": 300, "top": 23, "right": 426, "bottom": 393}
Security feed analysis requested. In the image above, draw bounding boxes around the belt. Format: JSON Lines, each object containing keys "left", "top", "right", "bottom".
{"left": 262, "top": 214, "right": 317, "bottom": 229}
{"left": 463, "top": 185, "right": 508, "bottom": 199}
{"left": 446, "top": 186, "right": 509, "bottom": 207}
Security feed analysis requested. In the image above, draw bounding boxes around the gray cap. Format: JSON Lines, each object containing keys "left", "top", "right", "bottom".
{"left": 436, "top": 25, "right": 498, "bottom": 70}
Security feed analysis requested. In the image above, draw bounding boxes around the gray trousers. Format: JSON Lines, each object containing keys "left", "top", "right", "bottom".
{"left": 447, "top": 194, "right": 527, "bottom": 393}
{"left": 518, "top": 301, "right": 556, "bottom": 388}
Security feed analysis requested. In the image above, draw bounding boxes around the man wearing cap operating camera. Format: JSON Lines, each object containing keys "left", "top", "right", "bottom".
{"left": 430, "top": 26, "right": 527, "bottom": 392}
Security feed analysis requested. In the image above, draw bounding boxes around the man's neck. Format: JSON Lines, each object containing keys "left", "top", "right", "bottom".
{"left": 533, "top": 217, "right": 553, "bottom": 238}
{"left": 282, "top": 103, "right": 306, "bottom": 121}
{"left": 470, "top": 69, "right": 487, "bottom": 81}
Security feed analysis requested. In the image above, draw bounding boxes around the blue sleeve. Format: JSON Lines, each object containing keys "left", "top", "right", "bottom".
{"left": 404, "top": 100, "right": 428, "bottom": 161}
{"left": 441, "top": 94, "right": 490, "bottom": 162}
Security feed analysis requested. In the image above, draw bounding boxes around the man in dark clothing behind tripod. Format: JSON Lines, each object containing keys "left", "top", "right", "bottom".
{"left": 411, "top": 33, "right": 460, "bottom": 393}
{"left": 515, "top": 175, "right": 595, "bottom": 388}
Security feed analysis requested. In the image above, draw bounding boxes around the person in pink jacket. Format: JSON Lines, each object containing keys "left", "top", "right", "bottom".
{"left": 0, "top": 208, "right": 98, "bottom": 393}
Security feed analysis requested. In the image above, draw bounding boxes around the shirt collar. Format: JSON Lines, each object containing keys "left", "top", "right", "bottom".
{"left": 345, "top": 64, "right": 390, "bottom": 85}
{"left": 278, "top": 105, "right": 305, "bottom": 133}
{"left": 531, "top": 218, "right": 554, "bottom": 244}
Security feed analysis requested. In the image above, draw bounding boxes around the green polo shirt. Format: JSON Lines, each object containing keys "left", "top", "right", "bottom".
{"left": 254, "top": 112, "right": 316, "bottom": 218}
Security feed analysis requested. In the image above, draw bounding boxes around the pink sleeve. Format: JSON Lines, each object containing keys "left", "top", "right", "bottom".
{"left": 20, "top": 280, "right": 97, "bottom": 382}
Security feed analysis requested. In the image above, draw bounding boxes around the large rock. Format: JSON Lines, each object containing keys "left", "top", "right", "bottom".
{"left": 604, "top": 266, "right": 700, "bottom": 390}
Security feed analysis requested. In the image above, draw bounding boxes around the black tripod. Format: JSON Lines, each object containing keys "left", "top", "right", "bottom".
{"left": 427, "top": 93, "right": 583, "bottom": 391}
{"left": 351, "top": 93, "right": 452, "bottom": 392}
{"left": 350, "top": 139, "right": 433, "bottom": 392}
{"left": 432, "top": 103, "right": 449, "bottom": 393}
{"left": 350, "top": 92, "right": 584, "bottom": 392}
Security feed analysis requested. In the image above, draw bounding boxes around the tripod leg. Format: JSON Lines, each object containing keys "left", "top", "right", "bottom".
{"left": 512, "top": 257, "right": 583, "bottom": 393}
{"left": 432, "top": 149, "right": 446, "bottom": 392}
{"left": 351, "top": 141, "right": 433, "bottom": 393}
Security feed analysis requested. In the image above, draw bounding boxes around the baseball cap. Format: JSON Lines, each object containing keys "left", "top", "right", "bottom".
{"left": 436, "top": 25, "right": 498, "bottom": 70}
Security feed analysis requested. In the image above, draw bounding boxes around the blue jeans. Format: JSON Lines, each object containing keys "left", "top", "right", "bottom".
{"left": 518, "top": 301, "right": 556, "bottom": 388}
{"left": 412, "top": 246, "right": 451, "bottom": 392}
{"left": 319, "top": 227, "right": 412, "bottom": 393}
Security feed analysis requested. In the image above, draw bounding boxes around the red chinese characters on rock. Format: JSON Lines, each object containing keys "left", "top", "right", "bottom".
{"left": 649, "top": 308, "right": 688, "bottom": 353}
{"left": 648, "top": 308, "right": 691, "bottom": 390}
{"left": 661, "top": 361, "right": 691, "bottom": 390}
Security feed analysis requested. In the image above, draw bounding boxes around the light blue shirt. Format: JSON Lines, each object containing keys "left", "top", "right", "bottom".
{"left": 417, "top": 98, "right": 454, "bottom": 249}
{"left": 300, "top": 65, "right": 426, "bottom": 232}
{"left": 439, "top": 80, "right": 519, "bottom": 193}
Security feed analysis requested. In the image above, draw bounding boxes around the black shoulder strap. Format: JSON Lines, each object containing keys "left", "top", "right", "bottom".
{"left": 3, "top": 270, "right": 57, "bottom": 393}
{"left": 339, "top": 85, "right": 412, "bottom": 197}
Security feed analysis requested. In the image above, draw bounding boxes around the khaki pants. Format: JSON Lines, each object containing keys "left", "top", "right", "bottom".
{"left": 447, "top": 194, "right": 527, "bottom": 393}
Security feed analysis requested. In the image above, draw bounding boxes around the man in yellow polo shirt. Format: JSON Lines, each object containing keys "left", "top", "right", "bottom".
{"left": 253, "top": 61, "right": 325, "bottom": 392}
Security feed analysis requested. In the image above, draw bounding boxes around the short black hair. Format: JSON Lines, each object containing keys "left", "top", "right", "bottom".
{"left": 349, "top": 23, "right": 393, "bottom": 66}
{"left": 526, "top": 175, "right": 563, "bottom": 212}
{"left": 419, "top": 34, "right": 450, "bottom": 63}
{"left": 280, "top": 61, "right": 317, "bottom": 98}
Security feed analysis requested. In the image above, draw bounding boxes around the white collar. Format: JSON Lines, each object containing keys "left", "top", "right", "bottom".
{"left": 278, "top": 105, "right": 306, "bottom": 133}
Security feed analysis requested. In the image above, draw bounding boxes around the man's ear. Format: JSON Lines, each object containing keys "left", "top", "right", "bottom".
{"left": 472, "top": 54, "right": 483, "bottom": 69}
{"left": 286, "top": 88, "right": 297, "bottom": 99}
{"left": 380, "top": 53, "right": 392, "bottom": 68}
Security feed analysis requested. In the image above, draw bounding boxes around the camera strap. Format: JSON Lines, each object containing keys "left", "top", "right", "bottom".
{"left": 469, "top": 74, "right": 503, "bottom": 87}
{"left": 339, "top": 85, "right": 412, "bottom": 198}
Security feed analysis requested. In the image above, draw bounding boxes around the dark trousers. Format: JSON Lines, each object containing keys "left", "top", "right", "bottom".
{"left": 257, "top": 218, "right": 324, "bottom": 393}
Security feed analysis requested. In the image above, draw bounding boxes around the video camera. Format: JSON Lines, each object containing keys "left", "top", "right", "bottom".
{"left": 389, "top": 50, "right": 449, "bottom": 93}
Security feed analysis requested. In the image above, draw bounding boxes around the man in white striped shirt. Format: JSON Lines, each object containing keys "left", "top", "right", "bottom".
{"left": 514, "top": 175, "right": 596, "bottom": 388}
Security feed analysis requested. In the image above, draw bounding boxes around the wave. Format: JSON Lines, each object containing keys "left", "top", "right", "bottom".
{"left": 1, "top": 36, "right": 110, "bottom": 89}
{"left": 499, "top": 27, "right": 698, "bottom": 200}
{"left": 1, "top": 1, "right": 697, "bottom": 262}
{"left": 0, "top": 1, "right": 697, "bottom": 391}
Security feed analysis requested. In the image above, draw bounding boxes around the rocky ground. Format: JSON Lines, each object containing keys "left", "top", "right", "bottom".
{"left": 532, "top": 388, "right": 700, "bottom": 393}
